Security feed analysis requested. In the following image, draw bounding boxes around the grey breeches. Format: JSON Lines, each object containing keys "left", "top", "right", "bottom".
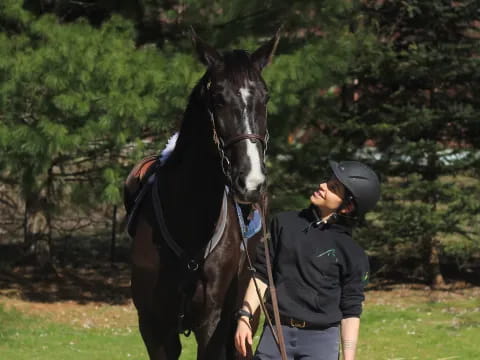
{"left": 253, "top": 324, "right": 340, "bottom": 360}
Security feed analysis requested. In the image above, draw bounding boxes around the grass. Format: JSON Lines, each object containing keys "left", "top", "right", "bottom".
{"left": 359, "top": 299, "right": 480, "bottom": 359}
{"left": 1, "top": 296, "right": 479, "bottom": 360}
{"left": 0, "top": 305, "right": 147, "bottom": 360}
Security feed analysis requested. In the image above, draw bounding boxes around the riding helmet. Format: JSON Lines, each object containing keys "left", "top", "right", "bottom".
{"left": 329, "top": 160, "right": 381, "bottom": 216}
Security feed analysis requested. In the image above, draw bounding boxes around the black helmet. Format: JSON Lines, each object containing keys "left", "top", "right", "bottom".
{"left": 329, "top": 160, "right": 381, "bottom": 216}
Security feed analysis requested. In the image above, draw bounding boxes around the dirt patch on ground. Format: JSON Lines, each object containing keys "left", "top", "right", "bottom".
{"left": 366, "top": 282, "right": 480, "bottom": 308}
{"left": 0, "top": 263, "right": 131, "bottom": 304}
{"left": 1, "top": 297, "right": 138, "bottom": 329}
{"left": 0, "top": 263, "right": 135, "bottom": 329}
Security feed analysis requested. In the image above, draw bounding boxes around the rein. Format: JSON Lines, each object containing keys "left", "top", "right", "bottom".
{"left": 151, "top": 169, "right": 200, "bottom": 272}
{"left": 238, "top": 194, "right": 288, "bottom": 360}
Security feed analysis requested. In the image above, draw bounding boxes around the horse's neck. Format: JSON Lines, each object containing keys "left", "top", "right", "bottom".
{"left": 159, "top": 110, "right": 225, "bottom": 254}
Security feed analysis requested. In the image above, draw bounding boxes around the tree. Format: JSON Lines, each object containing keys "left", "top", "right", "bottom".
{"left": 0, "top": 0, "right": 202, "bottom": 265}
{"left": 343, "top": 0, "right": 480, "bottom": 286}
{"left": 5, "top": 0, "right": 478, "bottom": 285}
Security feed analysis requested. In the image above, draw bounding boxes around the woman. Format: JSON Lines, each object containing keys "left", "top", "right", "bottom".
{"left": 235, "top": 160, "right": 381, "bottom": 360}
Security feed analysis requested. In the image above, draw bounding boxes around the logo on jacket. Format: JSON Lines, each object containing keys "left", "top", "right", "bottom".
{"left": 362, "top": 271, "right": 369, "bottom": 283}
{"left": 317, "top": 249, "right": 336, "bottom": 258}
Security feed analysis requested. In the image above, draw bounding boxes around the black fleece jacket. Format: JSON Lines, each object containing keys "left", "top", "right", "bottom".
{"left": 254, "top": 207, "right": 369, "bottom": 328}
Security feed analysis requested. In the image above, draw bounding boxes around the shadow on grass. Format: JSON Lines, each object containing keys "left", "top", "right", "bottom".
{"left": 0, "top": 244, "right": 131, "bottom": 305}
{"left": 1, "top": 242, "right": 479, "bottom": 305}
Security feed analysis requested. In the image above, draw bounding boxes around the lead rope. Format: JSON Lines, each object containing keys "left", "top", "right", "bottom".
{"left": 236, "top": 206, "right": 277, "bottom": 343}
{"left": 259, "top": 195, "right": 288, "bottom": 360}
{"left": 238, "top": 194, "right": 288, "bottom": 360}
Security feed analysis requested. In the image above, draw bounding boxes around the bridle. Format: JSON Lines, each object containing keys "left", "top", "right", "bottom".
{"left": 204, "top": 79, "right": 269, "bottom": 179}
{"left": 210, "top": 116, "right": 269, "bottom": 180}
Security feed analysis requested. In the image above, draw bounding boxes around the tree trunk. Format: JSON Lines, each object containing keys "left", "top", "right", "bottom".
{"left": 24, "top": 191, "right": 53, "bottom": 270}
{"left": 110, "top": 205, "right": 117, "bottom": 263}
{"left": 429, "top": 238, "right": 446, "bottom": 288}
{"left": 422, "top": 235, "right": 445, "bottom": 288}
{"left": 23, "top": 204, "right": 28, "bottom": 246}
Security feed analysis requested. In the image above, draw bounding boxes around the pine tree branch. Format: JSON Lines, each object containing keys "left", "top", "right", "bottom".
{"left": 67, "top": 1, "right": 96, "bottom": 7}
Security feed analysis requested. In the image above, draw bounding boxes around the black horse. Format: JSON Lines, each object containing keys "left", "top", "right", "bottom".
{"left": 124, "top": 30, "right": 279, "bottom": 360}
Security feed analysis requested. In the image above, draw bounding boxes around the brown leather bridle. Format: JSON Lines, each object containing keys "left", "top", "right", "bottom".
{"left": 205, "top": 81, "right": 269, "bottom": 179}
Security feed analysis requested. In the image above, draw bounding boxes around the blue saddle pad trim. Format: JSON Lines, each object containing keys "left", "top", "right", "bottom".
{"left": 235, "top": 203, "right": 262, "bottom": 239}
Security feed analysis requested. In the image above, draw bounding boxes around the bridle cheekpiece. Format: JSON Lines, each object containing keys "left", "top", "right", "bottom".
{"left": 204, "top": 78, "right": 269, "bottom": 179}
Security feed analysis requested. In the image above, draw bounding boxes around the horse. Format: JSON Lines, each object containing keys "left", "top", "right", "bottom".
{"left": 124, "top": 29, "right": 280, "bottom": 360}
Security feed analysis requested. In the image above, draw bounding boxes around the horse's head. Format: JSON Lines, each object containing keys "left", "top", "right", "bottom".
{"left": 192, "top": 29, "right": 280, "bottom": 204}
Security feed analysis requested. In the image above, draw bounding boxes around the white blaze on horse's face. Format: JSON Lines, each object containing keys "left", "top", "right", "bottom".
{"left": 239, "top": 84, "right": 266, "bottom": 193}
{"left": 239, "top": 87, "right": 250, "bottom": 106}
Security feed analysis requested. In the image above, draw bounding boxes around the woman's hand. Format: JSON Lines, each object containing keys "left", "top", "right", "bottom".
{"left": 234, "top": 317, "right": 253, "bottom": 357}
{"left": 234, "top": 278, "right": 268, "bottom": 357}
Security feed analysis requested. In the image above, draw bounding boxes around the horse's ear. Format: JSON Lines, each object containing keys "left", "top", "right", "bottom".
{"left": 190, "top": 27, "right": 221, "bottom": 67}
{"left": 251, "top": 26, "right": 282, "bottom": 71}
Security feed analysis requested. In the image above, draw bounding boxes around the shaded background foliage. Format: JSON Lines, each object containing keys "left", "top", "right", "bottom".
{"left": 0, "top": 0, "right": 479, "bottom": 286}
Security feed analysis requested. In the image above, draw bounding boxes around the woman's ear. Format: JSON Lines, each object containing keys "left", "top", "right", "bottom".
{"left": 339, "top": 201, "right": 355, "bottom": 215}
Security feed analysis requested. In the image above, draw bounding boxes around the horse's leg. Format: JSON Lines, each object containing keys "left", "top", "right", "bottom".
{"left": 195, "top": 274, "right": 239, "bottom": 360}
{"left": 193, "top": 227, "right": 241, "bottom": 360}
{"left": 131, "top": 218, "right": 181, "bottom": 360}
{"left": 138, "top": 311, "right": 181, "bottom": 360}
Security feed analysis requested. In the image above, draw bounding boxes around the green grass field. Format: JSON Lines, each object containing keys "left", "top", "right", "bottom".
{"left": 1, "top": 291, "right": 479, "bottom": 360}
{"left": 359, "top": 300, "right": 480, "bottom": 359}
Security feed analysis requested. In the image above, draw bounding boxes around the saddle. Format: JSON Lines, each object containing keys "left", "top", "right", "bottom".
{"left": 124, "top": 155, "right": 159, "bottom": 238}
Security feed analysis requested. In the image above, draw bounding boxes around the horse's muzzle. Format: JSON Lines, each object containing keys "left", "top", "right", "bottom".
{"left": 232, "top": 185, "right": 265, "bottom": 204}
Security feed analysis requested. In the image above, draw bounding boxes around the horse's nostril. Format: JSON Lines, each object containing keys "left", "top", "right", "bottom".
{"left": 235, "top": 176, "right": 246, "bottom": 190}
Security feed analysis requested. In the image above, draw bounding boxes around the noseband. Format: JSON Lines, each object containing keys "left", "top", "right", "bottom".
{"left": 205, "top": 81, "right": 269, "bottom": 179}
{"left": 221, "top": 133, "right": 267, "bottom": 149}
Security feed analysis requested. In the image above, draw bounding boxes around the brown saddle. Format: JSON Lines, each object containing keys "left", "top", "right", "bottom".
{"left": 124, "top": 155, "right": 159, "bottom": 237}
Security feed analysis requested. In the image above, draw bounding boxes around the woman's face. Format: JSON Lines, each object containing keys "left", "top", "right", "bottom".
{"left": 310, "top": 176, "right": 346, "bottom": 217}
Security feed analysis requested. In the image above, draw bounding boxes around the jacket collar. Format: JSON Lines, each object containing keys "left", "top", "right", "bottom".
{"left": 301, "top": 205, "right": 352, "bottom": 235}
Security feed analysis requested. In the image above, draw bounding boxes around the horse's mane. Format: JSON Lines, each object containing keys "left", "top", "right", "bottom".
{"left": 160, "top": 77, "right": 207, "bottom": 167}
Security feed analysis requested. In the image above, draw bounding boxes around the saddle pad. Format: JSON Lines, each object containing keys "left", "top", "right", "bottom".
{"left": 204, "top": 188, "right": 263, "bottom": 258}
{"left": 235, "top": 202, "right": 262, "bottom": 250}
{"left": 203, "top": 187, "right": 229, "bottom": 258}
